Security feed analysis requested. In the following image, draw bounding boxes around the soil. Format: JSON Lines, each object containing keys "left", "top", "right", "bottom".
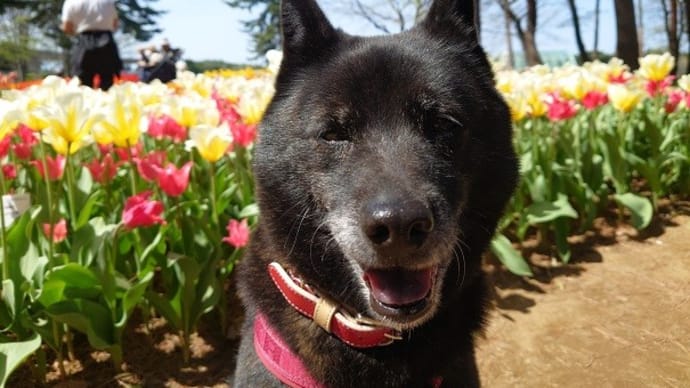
{"left": 11, "top": 205, "right": 690, "bottom": 388}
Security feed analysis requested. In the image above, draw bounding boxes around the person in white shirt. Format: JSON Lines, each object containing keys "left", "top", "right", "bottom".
{"left": 61, "top": 0, "right": 122, "bottom": 90}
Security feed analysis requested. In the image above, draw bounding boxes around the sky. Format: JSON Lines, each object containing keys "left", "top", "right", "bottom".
{"left": 140, "top": 0, "right": 619, "bottom": 65}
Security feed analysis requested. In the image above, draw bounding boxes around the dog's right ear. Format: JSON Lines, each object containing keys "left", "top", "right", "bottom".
{"left": 280, "top": 0, "right": 337, "bottom": 66}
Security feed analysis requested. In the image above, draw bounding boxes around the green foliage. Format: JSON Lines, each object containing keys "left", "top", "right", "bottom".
{"left": 224, "top": 0, "right": 281, "bottom": 59}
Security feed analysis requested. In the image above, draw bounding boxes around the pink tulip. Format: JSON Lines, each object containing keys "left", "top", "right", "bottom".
{"left": 147, "top": 114, "right": 187, "bottom": 142}
{"left": 157, "top": 161, "right": 193, "bottom": 197}
{"left": 32, "top": 155, "right": 66, "bottom": 181}
{"left": 85, "top": 153, "right": 119, "bottom": 184}
{"left": 223, "top": 219, "right": 250, "bottom": 248}
{"left": 0, "top": 135, "right": 10, "bottom": 159}
{"left": 122, "top": 191, "right": 165, "bottom": 229}
{"left": 135, "top": 151, "right": 166, "bottom": 182}
{"left": 42, "top": 219, "right": 67, "bottom": 243}
{"left": 546, "top": 93, "right": 578, "bottom": 122}
{"left": 582, "top": 91, "right": 609, "bottom": 110}
{"left": 2, "top": 164, "right": 17, "bottom": 180}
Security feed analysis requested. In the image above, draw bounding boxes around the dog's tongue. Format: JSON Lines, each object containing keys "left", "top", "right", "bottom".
{"left": 364, "top": 268, "right": 433, "bottom": 307}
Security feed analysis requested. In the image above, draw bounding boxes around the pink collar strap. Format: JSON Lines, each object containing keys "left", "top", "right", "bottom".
{"left": 254, "top": 312, "right": 325, "bottom": 388}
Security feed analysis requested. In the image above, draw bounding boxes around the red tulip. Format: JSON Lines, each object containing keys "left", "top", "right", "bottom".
{"left": 157, "top": 161, "right": 193, "bottom": 197}
{"left": 12, "top": 125, "right": 38, "bottom": 160}
{"left": 582, "top": 91, "right": 609, "bottom": 110}
{"left": 645, "top": 76, "right": 674, "bottom": 97}
{"left": 665, "top": 90, "right": 685, "bottom": 113}
{"left": 42, "top": 218, "right": 67, "bottom": 243}
{"left": 0, "top": 134, "right": 10, "bottom": 159}
{"left": 2, "top": 164, "right": 17, "bottom": 180}
{"left": 546, "top": 93, "right": 578, "bottom": 122}
{"left": 229, "top": 122, "right": 257, "bottom": 148}
{"left": 222, "top": 218, "right": 250, "bottom": 248}
{"left": 147, "top": 114, "right": 187, "bottom": 142}
{"left": 122, "top": 191, "right": 165, "bottom": 229}
{"left": 135, "top": 151, "right": 166, "bottom": 182}
{"left": 32, "top": 155, "right": 66, "bottom": 181}
{"left": 85, "top": 153, "right": 119, "bottom": 184}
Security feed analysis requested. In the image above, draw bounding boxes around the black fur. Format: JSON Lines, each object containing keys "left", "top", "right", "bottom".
{"left": 233, "top": 0, "right": 519, "bottom": 386}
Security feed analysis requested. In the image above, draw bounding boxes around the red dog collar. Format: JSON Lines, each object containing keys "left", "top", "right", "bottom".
{"left": 267, "top": 262, "right": 402, "bottom": 348}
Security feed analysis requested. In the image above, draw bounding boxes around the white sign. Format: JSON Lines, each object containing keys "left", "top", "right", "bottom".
{"left": 2, "top": 193, "right": 31, "bottom": 228}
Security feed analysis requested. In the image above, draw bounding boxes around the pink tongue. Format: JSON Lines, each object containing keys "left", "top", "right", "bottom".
{"left": 364, "top": 268, "right": 433, "bottom": 307}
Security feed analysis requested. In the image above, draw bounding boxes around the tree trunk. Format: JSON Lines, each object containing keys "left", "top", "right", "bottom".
{"left": 614, "top": 0, "right": 640, "bottom": 69}
{"left": 499, "top": 0, "right": 542, "bottom": 67}
{"left": 567, "top": 0, "right": 589, "bottom": 63}
{"left": 661, "top": 0, "right": 680, "bottom": 75}
{"left": 685, "top": 0, "right": 690, "bottom": 73}
{"left": 474, "top": 0, "right": 481, "bottom": 44}
{"left": 503, "top": 3, "right": 514, "bottom": 69}
{"left": 523, "top": 0, "right": 542, "bottom": 66}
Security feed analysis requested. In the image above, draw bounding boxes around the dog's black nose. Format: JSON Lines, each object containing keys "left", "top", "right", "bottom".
{"left": 363, "top": 197, "right": 434, "bottom": 255}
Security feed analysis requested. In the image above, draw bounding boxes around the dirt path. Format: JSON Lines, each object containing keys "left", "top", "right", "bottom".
{"left": 477, "top": 215, "right": 690, "bottom": 388}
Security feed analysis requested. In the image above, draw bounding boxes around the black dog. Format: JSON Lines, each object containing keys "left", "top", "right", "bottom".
{"left": 233, "top": 0, "right": 518, "bottom": 386}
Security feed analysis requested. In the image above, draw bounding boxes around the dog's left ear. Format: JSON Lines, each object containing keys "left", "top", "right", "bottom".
{"left": 280, "top": 0, "right": 338, "bottom": 66}
{"left": 422, "top": 0, "right": 477, "bottom": 42}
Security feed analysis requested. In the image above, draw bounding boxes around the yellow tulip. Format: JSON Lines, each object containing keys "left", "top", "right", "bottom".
{"left": 607, "top": 85, "right": 642, "bottom": 113}
{"left": 504, "top": 93, "right": 529, "bottom": 122}
{"left": 186, "top": 123, "right": 233, "bottom": 162}
{"left": 97, "top": 95, "right": 143, "bottom": 148}
{"left": 638, "top": 53, "right": 675, "bottom": 82}
{"left": 0, "top": 99, "right": 21, "bottom": 139}
{"left": 525, "top": 89, "right": 547, "bottom": 118}
{"left": 42, "top": 92, "right": 99, "bottom": 155}
{"left": 677, "top": 74, "right": 690, "bottom": 92}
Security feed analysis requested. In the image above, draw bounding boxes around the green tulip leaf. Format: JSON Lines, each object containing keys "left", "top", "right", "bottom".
{"left": 490, "top": 234, "right": 533, "bottom": 277}
{"left": 0, "top": 333, "right": 41, "bottom": 388}
{"left": 614, "top": 193, "right": 653, "bottom": 230}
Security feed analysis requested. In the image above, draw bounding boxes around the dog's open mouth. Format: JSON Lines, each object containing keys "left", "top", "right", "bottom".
{"left": 363, "top": 266, "right": 437, "bottom": 319}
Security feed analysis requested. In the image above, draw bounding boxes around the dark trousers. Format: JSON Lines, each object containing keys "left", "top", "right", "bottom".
{"left": 72, "top": 30, "right": 122, "bottom": 90}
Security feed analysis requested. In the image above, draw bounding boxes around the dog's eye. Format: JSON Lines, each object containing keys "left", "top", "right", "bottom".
{"left": 319, "top": 127, "right": 351, "bottom": 143}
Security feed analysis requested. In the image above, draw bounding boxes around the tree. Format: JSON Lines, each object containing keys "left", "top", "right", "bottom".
{"left": 566, "top": 0, "right": 589, "bottom": 63}
{"left": 660, "top": 0, "right": 680, "bottom": 74}
{"left": 614, "top": 0, "right": 640, "bottom": 69}
{"left": 498, "top": 0, "right": 542, "bottom": 66}
{"left": 335, "top": 0, "right": 431, "bottom": 34}
{"left": 224, "top": 0, "right": 281, "bottom": 59}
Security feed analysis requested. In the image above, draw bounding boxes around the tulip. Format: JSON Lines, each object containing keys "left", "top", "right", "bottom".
{"left": 223, "top": 218, "right": 250, "bottom": 248}
{"left": 582, "top": 91, "right": 609, "bottom": 110}
{"left": 135, "top": 151, "right": 166, "bottom": 182}
{"left": 146, "top": 114, "right": 187, "bottom": 142}
{"left": 187, "top": 124, "right": 233, "bottom": 162}
{"left": 546, "top": 93, "right": 579, "bottom": 122}
{"left": 607, "top": 85, "right": 642, "bottom": 113}
{"left": 12, "top": 124, "right": 38, "bottom": 160}
{"left": 98, "top": 98, "right": 143, "bottom": 148}
{"left": 42, "top": 219, "right": 67, "bottom": 243}
{"left": 42, "top": 92, "right": 100, "bottom": 155}
{"left": 85, "top": 153, "right": 119, "bottom": 184}
{"left": 0, "top": 99, "right": 21, "bottom": 140}
{"left": 0, "top": 134, "right": 10, "bottom": 159}
{"left": 638, "top": 53, "right": 675, "bottom": 82}
{"left": 32, "top": 155, "right": 66, "bottom": 181}
{"left": 157, "top": 161, "right": 193, "bottom": 197}
{"left": 2, "top": 164, "right": 17, "bottom": 180}
{"left": 229, "top": 122, "right": 256, "bottom": 148}
{"left": 122, "top": 191, "right": 165, "bottom": 229}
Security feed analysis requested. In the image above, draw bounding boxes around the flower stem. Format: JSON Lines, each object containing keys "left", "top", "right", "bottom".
{"left": 0, "top": 170, "right": 8, "bottom": 281}
{"left": 38, "top": 137, "right": 55, "bottom": 267}
{"left": 64, "top": 147, "right": 78, "bottom": 230}
{"left": 209, "top": 163, "right": 219, "bottom": 226}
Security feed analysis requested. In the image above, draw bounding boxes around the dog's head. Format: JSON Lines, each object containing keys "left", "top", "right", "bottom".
{"left": 253, "top": 0, "right": 518, "bottom": 330}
